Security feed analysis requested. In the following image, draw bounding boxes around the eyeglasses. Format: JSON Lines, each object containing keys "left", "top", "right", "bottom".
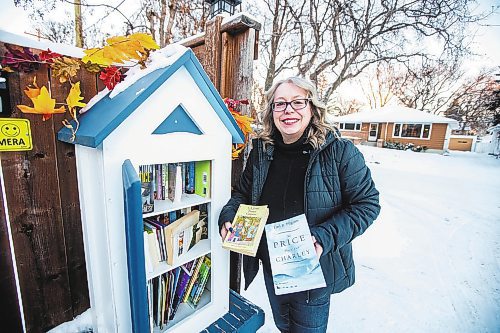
{"left": 272, "top": 98, "right": 311, "bottom": 112}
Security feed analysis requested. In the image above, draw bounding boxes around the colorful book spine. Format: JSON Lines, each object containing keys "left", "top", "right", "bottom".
{"left": 194, "top": 160, "right": 211, "bottom": 198}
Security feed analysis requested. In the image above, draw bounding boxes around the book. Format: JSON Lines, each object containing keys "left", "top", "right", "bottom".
{"left": 165, "top": 210, "right": 200, "bottom": 265}
{"left": 190, "top": 256, "right": 211, "bottom": 307}
{"left": 182, "top": 255, "right": 205, "bottom": 303}
{"left": 264, "top": 214, "right": 326, "bottom": 295}
{"left": 194, "top": 160, "right": 211, "bottom": 198}
{"left": 141, "top": 165, "right": 154, "bottom": 213}
{"left": 222, "top": 204, "right": 269, "bottom": 257}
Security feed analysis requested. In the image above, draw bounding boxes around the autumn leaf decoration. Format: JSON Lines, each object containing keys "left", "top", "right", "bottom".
{"left": 17, "top": 78, "right": 66, "bottom": 121}
{"left": 224, "top": 98, "right": 254, "bottom": 159}
{"left": 2, "top": 32, "right": 158, "bottom": 139}
{"left": 62, "top": 82, "right": 86, "bottom": 141}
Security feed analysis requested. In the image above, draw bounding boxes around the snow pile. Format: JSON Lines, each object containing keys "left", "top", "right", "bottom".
{"left": 47, "top": 308, "right": 92, "bottom": 333}
{"left": 243, "top": 146, "right": 500, "bottom": 332}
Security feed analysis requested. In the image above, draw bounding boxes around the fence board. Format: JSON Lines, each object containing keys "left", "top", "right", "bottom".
{"left": 3, "top": 67, "right": 73, "bottom": 332}
{"left": 0, "top": 156, "right": 23, "bottom": 333}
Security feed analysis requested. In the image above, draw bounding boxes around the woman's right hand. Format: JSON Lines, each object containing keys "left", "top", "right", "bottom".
{"left": 220, "top": 222, "right": 233, "bottom": 240}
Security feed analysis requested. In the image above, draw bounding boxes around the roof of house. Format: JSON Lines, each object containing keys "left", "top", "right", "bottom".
{"left": 332, "top": 105, "right": 459, "bottom": 128}
{"left": 57, "top": 47, "right": 245, "bottom": 147}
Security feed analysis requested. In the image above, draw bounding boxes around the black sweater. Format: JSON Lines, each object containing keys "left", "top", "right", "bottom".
{"left": 257, "top": 132, "right": 311, "bottom": 272}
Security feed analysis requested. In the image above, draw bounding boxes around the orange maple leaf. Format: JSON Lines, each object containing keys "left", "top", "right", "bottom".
{"left": 17, "top": 86, "right": 66, "bottom": 121}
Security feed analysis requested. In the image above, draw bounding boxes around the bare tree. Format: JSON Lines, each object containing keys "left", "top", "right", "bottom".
{"left": 255, "top": 0, "right": 485, "bottom": 100}
{"left": 360, "top": 62, "right": 397, "bottom": 109}
{"left": 445, "top": 70, "right": 500, "bottom": 134}
{"left": 390, "top": 55, "right": 464, "bottom": 113}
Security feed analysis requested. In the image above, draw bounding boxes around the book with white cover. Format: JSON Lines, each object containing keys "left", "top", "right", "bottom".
{"left": 265, "top": 214, "right": 326, "bottom": 295}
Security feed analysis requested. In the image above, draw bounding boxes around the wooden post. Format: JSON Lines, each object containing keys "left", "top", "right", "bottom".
{"left": 220, "top": 14, "right": 260, "bottom": 294}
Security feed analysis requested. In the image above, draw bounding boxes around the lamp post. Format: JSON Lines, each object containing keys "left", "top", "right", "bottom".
{"left": 205, "top": 0, "right": 242, "bottom": 19}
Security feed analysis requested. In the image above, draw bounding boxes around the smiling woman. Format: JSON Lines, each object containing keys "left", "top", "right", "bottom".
{"left": 218, "top": 77, "right": 380, "bottom": 333}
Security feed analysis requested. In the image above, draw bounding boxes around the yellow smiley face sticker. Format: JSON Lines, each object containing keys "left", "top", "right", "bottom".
{"left": 1, "top": 123, "right": 21, "bottom": 137}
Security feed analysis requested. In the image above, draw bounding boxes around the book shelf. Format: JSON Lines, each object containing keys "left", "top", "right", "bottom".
{"left": 132, "top": 159, "right": 223, "bottom": 332}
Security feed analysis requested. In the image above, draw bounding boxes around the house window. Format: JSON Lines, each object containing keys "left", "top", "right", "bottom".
{"left": 393, "top": 123, "right": 432, "bottom": 139}
{"left": 340, "top": 123, "right": 361, "bottom": 131}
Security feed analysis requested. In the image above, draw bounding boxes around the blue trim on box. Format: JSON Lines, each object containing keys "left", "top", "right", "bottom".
{"left": 58, "top": 49, "right": 244, "bottom": 147}
{"left": 122, "top": 159, "right": 149, "bottom": 333}
{"left": 204, "top": 290, "right": 265, "bottom": 332}
{"left": 152, "top": 104, "right": 203, "bottom": 135}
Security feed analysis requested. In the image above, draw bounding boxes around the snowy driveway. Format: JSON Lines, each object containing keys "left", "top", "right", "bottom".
{"left": 242, "top": 146, "right": 500, "bottom": 333}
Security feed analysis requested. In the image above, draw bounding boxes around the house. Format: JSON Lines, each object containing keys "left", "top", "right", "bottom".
{"left": 332, "top": 106, "right": 459, "bottom": 152}
{"left": 57, "top": 46, "right": 262, "bottom": 332}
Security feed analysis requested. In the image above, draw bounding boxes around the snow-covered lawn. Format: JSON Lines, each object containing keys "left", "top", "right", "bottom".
{"left": 242, "top": 146, "right": 500, "bottom": 333}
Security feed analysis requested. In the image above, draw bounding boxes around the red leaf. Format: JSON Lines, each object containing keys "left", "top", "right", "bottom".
{"left": 99, "top": 66, "right": 123, "bottom": 90}
{"left": 39, "top": 49, "right": 62, "bottom": 63}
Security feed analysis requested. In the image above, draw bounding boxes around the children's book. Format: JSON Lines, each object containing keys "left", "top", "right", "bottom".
{"left": 264, "top": 214, "right": 326, "bottom": 295}
{"left": 165, "top": 210, "right": 200, "bottom": 265}
{"left": 222, "top": 204, "right": 269, "bottom": 257}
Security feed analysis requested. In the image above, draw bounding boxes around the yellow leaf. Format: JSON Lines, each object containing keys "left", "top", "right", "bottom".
{"left": 83, "top": 33, "right": 158, "bottom": 66}
{"left": 129, "top": 33, "right": 160, "bottom": 50}
{"left": 17, "top": 86, "right": 66, "bottom": 115}
{"left": 82, "top": 48, "right": 113, "bottom": 66}
{"left": 66, "top": 82, "right": 86, "bottom": 112}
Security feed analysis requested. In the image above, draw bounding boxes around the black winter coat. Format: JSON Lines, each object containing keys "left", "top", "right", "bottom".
{"left": 219, "top": 132, "right": 380, "bottom": 295}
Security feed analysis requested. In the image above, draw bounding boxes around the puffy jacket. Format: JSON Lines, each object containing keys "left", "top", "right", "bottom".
{"left": 219, "top": 132, "right": 380, "bottom": 294}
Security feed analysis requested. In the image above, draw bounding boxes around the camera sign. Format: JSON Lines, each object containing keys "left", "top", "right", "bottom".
{"left": 0, "top": 119, "right": 33, "bottom": 151}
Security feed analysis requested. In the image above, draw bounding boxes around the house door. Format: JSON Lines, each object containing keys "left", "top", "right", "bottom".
{"left": 368, "top": 123, "right": 379, "bottom": 141}
{"left": 122, "top": 159, "right": 149, "bottom": 333}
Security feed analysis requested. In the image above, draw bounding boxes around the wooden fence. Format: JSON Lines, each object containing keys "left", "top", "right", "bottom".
{"left": 0, "top": 14, "right": 259, "bottom": 333}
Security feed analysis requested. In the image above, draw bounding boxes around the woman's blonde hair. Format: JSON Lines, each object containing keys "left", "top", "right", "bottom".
{"left": 258, "top": 76, "right": 336, "bottom": 149}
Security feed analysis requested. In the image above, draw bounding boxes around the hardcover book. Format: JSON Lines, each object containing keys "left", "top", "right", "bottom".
{"left": 264, "top": 214, "right": 326, "bottom": 295}
{"left": 194, "top": 160, "right": 211, "bottom": 198}
{"left": 222, "top": 204, "right": 269, "bottom": 257}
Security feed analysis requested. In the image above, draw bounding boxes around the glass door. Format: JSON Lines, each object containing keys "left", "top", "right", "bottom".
{"left": 368, "top": 123, "right": 379, "bottom": 142}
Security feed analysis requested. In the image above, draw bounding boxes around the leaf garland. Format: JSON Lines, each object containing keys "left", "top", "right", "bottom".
{"left": 224, "top": 98, "right": 254, "bottom": 160}
{"left": 0, "top": 33, "right": 159, "bottom": 140}
{"left": 1, "top": 44, "right": 40, "bottom": 73}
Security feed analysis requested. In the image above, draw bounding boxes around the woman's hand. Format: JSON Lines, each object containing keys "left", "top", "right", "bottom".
{"left": 312, "top": 236, "right": 323, "bottom": 258}
{"left": 220, "top": 222, "right": 233, "bottom": 240}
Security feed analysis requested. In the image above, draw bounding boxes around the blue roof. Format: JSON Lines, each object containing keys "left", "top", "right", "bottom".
{"left": 58, "top": 49, "right": 244, "bottom": 147}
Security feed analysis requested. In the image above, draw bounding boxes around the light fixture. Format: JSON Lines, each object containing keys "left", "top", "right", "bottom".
{"left": 205, "top": 0, "right": 242, "bottom": 19}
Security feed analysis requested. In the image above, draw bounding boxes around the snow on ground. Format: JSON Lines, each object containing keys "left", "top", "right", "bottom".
{"left": 242, "top": 146, "right": 500, "bottom": 333}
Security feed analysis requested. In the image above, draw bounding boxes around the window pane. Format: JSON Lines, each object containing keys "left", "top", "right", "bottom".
{"left": 394, "top": 124, "right": 401, "bottom": 136}
{"left": 423, "top": 124, "right": 431, "bottom": 138}
{"left": 344, "top": 123, "right": 356, "bottom": 130}
{"left": 401, "top": 124, "right": 422, "bottom": 138}
{"left": 339, "top": 123, "right": 344, "bottom": 129}
{"left": 355, "top": 123, "right": 361, "bottom": 130}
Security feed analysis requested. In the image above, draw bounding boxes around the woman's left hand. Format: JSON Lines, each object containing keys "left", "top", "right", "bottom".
{"left": 311, "top": 236, "right": 323, "bottom": 258}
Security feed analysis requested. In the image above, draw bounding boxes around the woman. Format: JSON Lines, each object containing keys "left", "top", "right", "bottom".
{"left": 219, "top": 77, "right": 380, "bottom": 332}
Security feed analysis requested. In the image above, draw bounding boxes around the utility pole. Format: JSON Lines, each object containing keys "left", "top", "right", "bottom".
{"left": 74, "top": 0, "right": 84, "bottom": 47}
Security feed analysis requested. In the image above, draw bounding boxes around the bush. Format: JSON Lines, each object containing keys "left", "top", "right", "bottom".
{"left": 383, "top": 141, "right": 427, "bottom": 152}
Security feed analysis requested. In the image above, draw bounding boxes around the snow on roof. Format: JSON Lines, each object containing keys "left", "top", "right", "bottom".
{"left": 333, "top": 105, "right": 459, "bottom": 127}
{"left": 0, "top": 29, "right": 84, "bottom": 58}
{"left": 109, "top": 44, "right": 188, "bottom": 98}
{"left": 487, "top": 124, "right": 500, "bottom": 132}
